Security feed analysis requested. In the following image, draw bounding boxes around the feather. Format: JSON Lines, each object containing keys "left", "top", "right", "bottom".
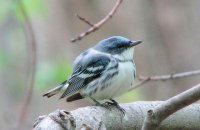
{"left": 66, "top": 93, "right": 83, "bottom": 102}
{"left": 59, "top": 52, "right": 111, "bottom": 99}
{"left": 43, "top": 80, "right": 67, "bottom": 98}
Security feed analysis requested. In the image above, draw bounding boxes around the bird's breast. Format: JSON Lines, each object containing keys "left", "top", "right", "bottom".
{"left": 111, "top": 61, "right": 135, "bottom": 96}
{"left": 87, "top": 60, "right": 135, "bottom": 100}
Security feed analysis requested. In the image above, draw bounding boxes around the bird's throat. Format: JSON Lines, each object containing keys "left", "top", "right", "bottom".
{"left": 113, "top": 48, "right": 134, "bottom": 61}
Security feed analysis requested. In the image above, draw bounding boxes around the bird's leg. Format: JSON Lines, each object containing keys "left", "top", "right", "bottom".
{"left": 90, "top": 97, "right": 125, "bottom": 115}
{"left": 90, "top": 97, "right": 115, "bottom": 109}
{"left": 109, "top": 99, "right": 126, "bottom": 115}
{"left": 90, "top": 97, "right": 102, "bottom": 106}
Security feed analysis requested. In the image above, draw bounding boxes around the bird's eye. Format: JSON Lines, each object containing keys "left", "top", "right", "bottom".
{"left": 117, "top": 44, "right": 124, "bottom": 48}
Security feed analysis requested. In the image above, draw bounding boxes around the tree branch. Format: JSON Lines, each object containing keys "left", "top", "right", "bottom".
{"left": 139, "top": 69, "right": 200, "bottom": 81}
{"left": 142, "top": 83, "right": 200, "bottom": 130}
{"left": 129, "top": 69, "right": 200, "bottom": 91}
{"left": 70, "top": 0, "right": 123, "bottom": 43}
{"left": 33, "top": 101, "right": 200, "bottom": 130}
{"left": 75, "top": 13, "right": 94, "bottom": 27}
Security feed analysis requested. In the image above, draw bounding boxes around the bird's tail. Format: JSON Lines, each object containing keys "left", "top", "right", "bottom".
{"left": 43, "top": 80, "right": 68, "bottom": 98}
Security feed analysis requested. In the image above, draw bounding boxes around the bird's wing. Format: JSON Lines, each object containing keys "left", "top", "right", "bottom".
{"left": 59, "top": 52, "right": 111, "bottom": 99}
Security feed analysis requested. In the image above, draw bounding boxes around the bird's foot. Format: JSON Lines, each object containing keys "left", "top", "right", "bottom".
{"left": 90, "top": 97, "right": 105, "bottom": 106}
{"left": 101, "top": 99, "right": 125, "bottom": 115}
{"left": 90, "top": 97, "right": 125, "bottom": 115}
{"left": 108, "top": 99, "right": 126, "bottom": 115}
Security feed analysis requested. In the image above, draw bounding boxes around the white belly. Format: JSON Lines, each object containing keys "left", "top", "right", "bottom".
{"left": 89, "top": 61, "right": 135, "bottom": 100}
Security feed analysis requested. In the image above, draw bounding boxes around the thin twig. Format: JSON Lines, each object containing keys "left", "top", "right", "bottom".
{"left": 70, "top": 0, "right": 123, "bottom": 43}
{"left": 75, "top": 13, "right": 94, "bottom": 26}
{"left": 130, "top": 78, "right": 150, "bottom": 90}
{"left": 139, "top": 69, "right": 200, "bottom": 81}
{"left": 129, "top": 69, "right": 200, "bottom": 91}
{"left": 17, "top": 1, "right": 37, "bottom": 129}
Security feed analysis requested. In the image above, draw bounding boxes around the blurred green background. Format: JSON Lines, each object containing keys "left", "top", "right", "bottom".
{"left": 1, "top": 0, "right": 200, "bottom": 129}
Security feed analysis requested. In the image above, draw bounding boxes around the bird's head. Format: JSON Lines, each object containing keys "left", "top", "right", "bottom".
{"left": 94, "top": 36, "right": 142, "bottom": 60}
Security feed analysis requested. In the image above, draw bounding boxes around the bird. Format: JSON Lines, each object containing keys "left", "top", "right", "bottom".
{"left": 43, "top": 36, "right": 142, "bottom": 114}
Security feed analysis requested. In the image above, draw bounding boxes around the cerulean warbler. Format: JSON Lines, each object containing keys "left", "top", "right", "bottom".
{"left": 43, "top": 36, "right": 142, "bottom": 113}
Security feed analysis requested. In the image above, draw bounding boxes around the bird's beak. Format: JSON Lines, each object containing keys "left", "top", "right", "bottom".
{"left": 130, "top": 40, "right": 142, "bottom": 47}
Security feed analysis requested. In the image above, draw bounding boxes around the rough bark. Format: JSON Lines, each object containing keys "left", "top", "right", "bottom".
{"left": 142, "top": 83, "right": 200, "bottom": 130}
{"left": 33, "top": 101, "right": 200, "bottom": 130}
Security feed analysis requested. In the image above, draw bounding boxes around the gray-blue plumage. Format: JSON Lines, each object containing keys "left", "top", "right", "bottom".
{"left": 43, "top": 36, "right": 141, "bottom": 103}
{"left": 94, "top": 36, "right": 134, "bottom": 54}
{"left": 60, "top": 53, "right": 111, "bottom": 99}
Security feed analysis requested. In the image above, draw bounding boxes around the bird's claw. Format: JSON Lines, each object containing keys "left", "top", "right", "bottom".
{"left": 103, "top": 101, "right": 126, "bottom": 115}
{"left": 103, "top": 101, "right": 114, "bottom": 106}
{"left": 91, "top": 97, "right": 125, "bottom": 115}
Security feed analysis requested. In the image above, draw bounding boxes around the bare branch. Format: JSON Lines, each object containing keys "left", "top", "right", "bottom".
{"left": 33, "top": 102, "right": 200, "bottom": 130}
{"left": 70, "top": 0, "right": 123, "bottom": 43}
{"left": 142, "top": 83, "right": 200, "bottom": 130}
{"left": 129, "top": 69, "right": 200, "bottom": 91}
{"left": 75, "top": 13, "right": 94, "bottom": 27}
{"left": 129, "top": 77, "right": 151, "bottom": 91}
{"left": 139, "top": 69, "right": 200, "bottom": 81}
